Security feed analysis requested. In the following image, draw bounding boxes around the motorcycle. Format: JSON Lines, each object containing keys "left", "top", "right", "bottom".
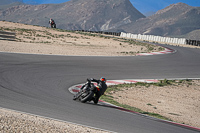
{"left": 51, "top": 23, "right": 56, "bottom": 28}
{"left": 73, "top": 79, "right": 96, "bottom": 103}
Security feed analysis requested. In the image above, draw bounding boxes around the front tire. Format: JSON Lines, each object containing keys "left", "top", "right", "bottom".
{"left": 80, "top": 91, "right": 94, "bottom": 103}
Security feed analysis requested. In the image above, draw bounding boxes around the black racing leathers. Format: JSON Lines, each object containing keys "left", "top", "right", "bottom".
{"left": 90, "top": 78, "right": 107, "bottom": 104}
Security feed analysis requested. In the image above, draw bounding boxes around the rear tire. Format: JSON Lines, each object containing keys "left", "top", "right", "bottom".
{"left": 53, "top": 24, "right": 56, "bottom": 28}
{"left": 80, "top": 91, "right": 94, "bottom": 103}
{"left": 51, "top": 24, "right": 56, "bottom": 28}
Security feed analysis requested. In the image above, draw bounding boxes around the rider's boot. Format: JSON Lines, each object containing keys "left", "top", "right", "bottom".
{"left": 73, "top": 93, "right": 79, "bottom": 100}
{"left": 89, "top": 97, "right": 95, "bottom": 102}
{"left": 73, "top": 95, "right": 77, "bottom": 100}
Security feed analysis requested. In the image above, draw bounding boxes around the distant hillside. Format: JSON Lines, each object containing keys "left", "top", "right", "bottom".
{"left": 182, "top": 30, "right": 200, "bottom": 40}
{"left": 0, "top": 0, "right": 145, "bottom": 31}
{"left": 118, "top": 3, "right": 200, "bottom": 40}
{"left": 0, "top": 0, "right": 23, "bottom": 10}
{"left": 0, "top": 0, "right": 22, "bottom": 5}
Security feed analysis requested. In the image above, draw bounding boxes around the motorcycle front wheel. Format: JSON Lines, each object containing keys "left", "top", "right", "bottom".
{"left": 80, "top": 91, "right": 94, "bottom": 103}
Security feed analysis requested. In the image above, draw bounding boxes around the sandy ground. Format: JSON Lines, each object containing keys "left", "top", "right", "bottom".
{"left": 0, "top": 21, "right": 163, "bottom": 56}
{"left": 0, "top": 108, "right": 109, "bottom": 133}
{"left": 108, "top": 80, "right": 200, "bottom": 128}
{"left": 0, "top": 21, "right": 200, "bottom": 132}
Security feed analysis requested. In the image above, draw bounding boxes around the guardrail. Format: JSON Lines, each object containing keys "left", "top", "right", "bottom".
{"left": 120, "top": 32, "right": 200, "bottom": 47}
{"left": 75, "top": 30, "right": 121, "bottom": 36}
{"left": 120, "top": 32, "right": 186, "bottom": 45}
{"left": 186, "top": 39, "right": 200, "bottom": 46}
{"left": 0, "top": 31, "right": 16, "bottom": 41}
{"left": 75, "top": 30, "right": 200, "bottom": 46}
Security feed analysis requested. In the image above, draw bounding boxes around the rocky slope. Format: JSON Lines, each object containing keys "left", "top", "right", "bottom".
{"left": 0, "top": 0, "right": 22, "bottom": 5}
{"left": 1, "top": 1, "right": 200, "bottom": 40}
{"left": 118, "top": 3, "right": 200, "bottom": 40}
{"left": 0, "top": 0, "right": 145, "bottom": 31}
{"left": 0, "top": 0, "right": 23, "bottom": 10}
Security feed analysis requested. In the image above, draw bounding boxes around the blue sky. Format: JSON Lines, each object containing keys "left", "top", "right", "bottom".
{"left": 23, "top": 0, "right": 200, "bottom": 15}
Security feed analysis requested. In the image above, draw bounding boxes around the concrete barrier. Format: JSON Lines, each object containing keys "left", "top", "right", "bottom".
{"left": 120, "top": 32, "right": 189, "bottom": 45}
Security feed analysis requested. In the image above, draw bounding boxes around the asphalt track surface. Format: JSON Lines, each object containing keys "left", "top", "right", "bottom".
{"left": 0, "top": 44, "right": 200, "bottom": 133}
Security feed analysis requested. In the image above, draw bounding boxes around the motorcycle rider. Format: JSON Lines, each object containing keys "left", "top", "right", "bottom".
{"left": 73, "top": 77, "right": 107, "bottom": 104}
{"left": 49, "top": 18, "right": 55, "bottom": 28}
{"left": 89, "top": 77, "right": 107, "bottom": 104}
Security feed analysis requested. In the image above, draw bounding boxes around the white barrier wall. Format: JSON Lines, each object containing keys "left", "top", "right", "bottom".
{"left": 120, "top": 32, "right": 186, "bottom": 45}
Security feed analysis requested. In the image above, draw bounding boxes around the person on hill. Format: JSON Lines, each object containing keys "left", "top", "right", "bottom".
{"left": 49, "top": 18, "right": 56, "bottom": 28}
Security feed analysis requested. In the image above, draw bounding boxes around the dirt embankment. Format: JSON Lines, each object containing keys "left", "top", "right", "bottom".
{"left": 0, "top": 21, "right": 163, "bottom": 56}
{"left": 107, "top": 80, "right": 200, "bottom": 128}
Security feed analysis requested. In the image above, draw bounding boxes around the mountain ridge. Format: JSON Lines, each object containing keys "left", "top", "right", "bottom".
{"left": 0, "top": 0, "right": 145, "bottom": 31}
{"left": 117, "top": 2, "right": 200, "bottom": 39}
{"left": 0, "top": 0, "right": 23, "bottom": 5}
{"left": 0, "top": 1, "right": 199, "bottom": 39}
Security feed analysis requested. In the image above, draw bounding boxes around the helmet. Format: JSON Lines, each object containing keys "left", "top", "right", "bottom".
{"left": 100, "top": 77, "right": 106, "bottom": 82}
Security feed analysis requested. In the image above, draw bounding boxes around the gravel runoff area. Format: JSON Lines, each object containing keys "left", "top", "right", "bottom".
{"left": 0, "top": 21, "right": 200, "bottom": 132}
{"left": 107, "top": 80, "right": 200, "bottom": 128}
{"left": 0, "top": 108, "right": 110, "bottom": 133}
{"left": 0, "top": 21, "right": 164, "bottom": 56}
